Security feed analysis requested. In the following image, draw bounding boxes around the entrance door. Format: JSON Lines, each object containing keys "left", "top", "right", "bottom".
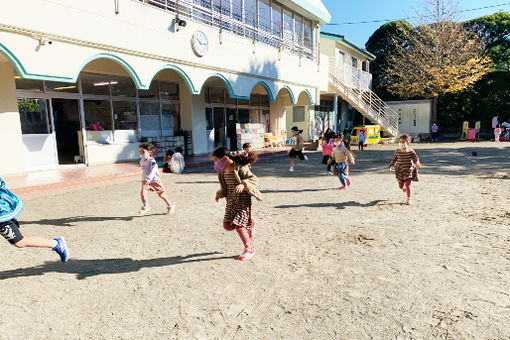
{"left": 213, "top": 107, "right": 226, "bottom": 147}
{"left": 226, "top": 108, "right": 237, "bottom": 151}
{"left": 51, "top": 99, "right": 81, "bottom": 164}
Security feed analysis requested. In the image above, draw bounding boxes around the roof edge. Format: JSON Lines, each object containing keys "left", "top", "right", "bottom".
{"left": 290, "top": 0, "right": 331, "bottom": 23}
{"left": 320, "top": 32, "right": 376, "bottom": 61}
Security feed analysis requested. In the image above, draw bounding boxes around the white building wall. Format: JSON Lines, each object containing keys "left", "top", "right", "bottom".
{"left": 387, "top": 100, "right": 433, "bottom": 135}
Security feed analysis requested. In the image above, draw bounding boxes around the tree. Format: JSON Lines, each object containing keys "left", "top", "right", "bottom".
{"left": 384, "top": 0, "right": 492, "bottom": 121}
{"left": 466, "top": 12, "right": 510, "bottom": 71}
{"left": 365, "top": 20, "right": 413, "bottom": 101}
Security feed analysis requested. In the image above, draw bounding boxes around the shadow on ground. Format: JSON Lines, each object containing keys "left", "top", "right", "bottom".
{"left": 0, "top": 252, "right": 233, "bottom": 280}
{"left": 275, "top": 200, "right": 397, "bottom": 210}
{"left": 19, "top": 214, "right": 168, "bottom": 227}
{"left": 252, "top": 144, "right": 510, "bottom": 178}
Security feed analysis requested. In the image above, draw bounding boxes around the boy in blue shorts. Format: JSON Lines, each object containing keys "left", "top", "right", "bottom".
{"left": 0, "top": 175, "right": 68, "bottom": 262}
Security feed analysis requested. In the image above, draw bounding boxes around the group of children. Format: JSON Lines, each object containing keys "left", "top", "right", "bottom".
{"left": 1, "top": 128, "right": 422, "bottom": 264}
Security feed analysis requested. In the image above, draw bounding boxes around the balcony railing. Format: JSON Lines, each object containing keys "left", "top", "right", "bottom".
{"left": 335, "top": 63, "right": 372, "bottom": 91}
{"left": 137, "top": 0, "right": 316, "bottom": 60}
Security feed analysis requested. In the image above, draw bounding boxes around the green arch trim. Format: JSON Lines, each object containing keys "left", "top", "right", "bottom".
{"left": 202, "top": 73, "right": 249, "bottom": 100}
{"left": 148, "top": 64, "right": 197, "bottom": 94}
{"left": 0, "top": 42, "right": 74, "bottom": 82}
{"left": 278, "top": 85, "right": 296, "bottom": 104}
{"left": 75, "top": 53, "right": 144, "bottom": 89}
{"left": 298, "top": 89, "right": 314, "bottom": 105}
{"left": 252, "top": 81, "right": 275, "bottom": 102}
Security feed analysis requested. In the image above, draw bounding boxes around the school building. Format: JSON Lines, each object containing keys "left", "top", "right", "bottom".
{"left": 0, "top": 0, "right": 331, "bottom": 174}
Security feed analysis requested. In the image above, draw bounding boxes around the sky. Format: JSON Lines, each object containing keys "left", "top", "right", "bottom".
{"left": 320, "top": 0, "right": 510, "bottom": 49}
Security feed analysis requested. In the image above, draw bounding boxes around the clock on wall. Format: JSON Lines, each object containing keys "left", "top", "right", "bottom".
{"left": 191, "top": 31, "right": 208, "bottom": 57}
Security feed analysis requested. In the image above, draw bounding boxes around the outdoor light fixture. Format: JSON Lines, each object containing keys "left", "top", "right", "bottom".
{"left": 175, "top": 16, "right": 187, "bottom": 31}
{"left": 93, "top": 81, "right": 118, "bottom": 86}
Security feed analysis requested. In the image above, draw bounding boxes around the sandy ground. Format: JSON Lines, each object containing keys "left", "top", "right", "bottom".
{"left": 1, "top": 142, "right": 509, "bottom": 339}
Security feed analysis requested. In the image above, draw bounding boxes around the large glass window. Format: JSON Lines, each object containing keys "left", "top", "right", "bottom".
{"left": 295, "top": 14, "right": 303, "bottom": 46}
{"left": 162, "top": 103, "right": 179, "bottom": 136}
{"left": 258, "top": 0, "right": 271, "bottom": 33}
{"left": 304, "top": 18, "right": 313, "bottom": 50}
{"left": 159, "top": 81, "right": 179, "bottom": 100}
{"left": 272, "top": 3, "right": 282, "bottom": 38}
{"left": 84, "top": 100, "right": 112, "bottom": 130}
{"left": 139, "top": 102, "right": 161, "bottom": 137}
{"left": 283, "top": 8, "right": 293, "bottom": 44}
{"left": 113, "top": 101, "right": 137, "bottom": 130}
{"left": 238, "top": 108, "right": 250, "bottom": 124}
{"left": 244, "top": 0, "right": 257, "bottom": 27}
{"left": 81, "top": 74, "right": 112, "bottom": 96}
{"left": 45, "top": 81, "right": 78, "bottom": 93}
{"left": 15, "top": 78, "right": 43, "bottom": 92}
{"left": 18, "top": 98, "right": 50, "bottom": 134}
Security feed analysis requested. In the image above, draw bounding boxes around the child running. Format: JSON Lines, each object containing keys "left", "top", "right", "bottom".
{"left": 0, "top": 175, "right": 68, "bottom": 262}
{"left": 212, "top": 147, "right": 261, "bottom": 261}
{"left": 288, "top": 126, "right": 309, "bottom": 172}
{"left": 321, "top": 138, "right": 334, "bottom": 176}
{"left": 328, "top": 134, "right": 355, "bottom": 190}
{"left": 139, "top": 143, "right": 176, "bottom": 215}
{"left": 387, "top": 134, "right": 422, "bottom": 205}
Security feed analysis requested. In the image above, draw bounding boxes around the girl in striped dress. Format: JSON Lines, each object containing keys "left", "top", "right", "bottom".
{"left": 387, "top": 134, "right": 422, "bottom": 205}
{"left": 212, "top": 147, "right": 262, "bottom": 261}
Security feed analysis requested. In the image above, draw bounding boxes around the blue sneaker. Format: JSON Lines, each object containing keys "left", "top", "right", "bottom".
{"left": 52, "top": 237, "right": 69, "bottom": 262}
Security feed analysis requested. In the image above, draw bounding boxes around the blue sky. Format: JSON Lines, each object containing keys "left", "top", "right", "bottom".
{"left": 320, "top": 0, "right": 510, "bottom": 49}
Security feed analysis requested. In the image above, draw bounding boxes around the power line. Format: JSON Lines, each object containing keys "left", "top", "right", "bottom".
{"left": 324, "top": 2, "right": 510, "bottom": 26}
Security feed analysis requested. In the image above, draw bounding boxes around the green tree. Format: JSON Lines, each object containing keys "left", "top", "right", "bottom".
{"left": 365, "top": 20, "right": 413, "bottom": 101}
{"left": 466, "top": 12, "right": 510, "bottom": 71}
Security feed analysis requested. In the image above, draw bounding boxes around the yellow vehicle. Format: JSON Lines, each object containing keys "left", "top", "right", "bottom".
{"left": 350, "top": 125, "right": 381, "bottom": 145}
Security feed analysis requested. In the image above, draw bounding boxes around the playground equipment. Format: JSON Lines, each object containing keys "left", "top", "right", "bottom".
{"left": 460, "top": 121, "right": 481, "bottom": 141}
{"left": 350, "top": 125, "right": 382, "bottom": 145}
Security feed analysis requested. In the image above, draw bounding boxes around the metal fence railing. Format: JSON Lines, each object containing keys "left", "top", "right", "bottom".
{"left": 137, "top": 0, "right": 317, "bottom": 60}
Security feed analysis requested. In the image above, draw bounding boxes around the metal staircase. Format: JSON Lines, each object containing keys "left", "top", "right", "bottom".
{"left": 329, "top": 72, "right": 399, "bottom": 137}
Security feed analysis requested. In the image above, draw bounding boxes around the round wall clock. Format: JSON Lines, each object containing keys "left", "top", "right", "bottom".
{"left": 191, "top": 31, "right": 208, "bottom": 57}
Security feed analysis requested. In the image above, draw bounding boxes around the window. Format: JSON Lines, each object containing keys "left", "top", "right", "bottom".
{"left": 84, "top": 99, "right": 112, "bottom": 131}
{"left": 293, "top": 106, "right": 305, "bottom": 122}
{"left": 244, "top": 0, "right": 257, "bottom": 27}
{"left": 205, "top": 107, "right": 213, "bottom": 130}
{"left": 139, "top": 102, "right": 161, "bottom": 137}
{"left": 45, "top": 81, "right": 78, "bottom": 93}
{"left": 81, "top": 74, "right": 113, "bottom": 96}
{"left": 351, "top": 57, "right": 358, "bottom": 68}
{"left": 15, "top": 78, "right": 43, "bottom": 92}
{"left": 18, "top": 98, "right": 50, "bottom": 134}
{"left": 249, "top": 109, "right": 260, "bottom": 123}
{"left": 283, "top": 8, "right": 293, "bottom": 44}
{"left": 159, "top": 81, "right": 179, "bottom": 100}
{"left": 295, "top": 14, "right": 303, "bottom": 45}
{"left": 272, "top": 3, "right": 282, "bottom": 38}
{"left": 162, "top": 103, "right": 179, "bottom": 136}
{"left": 258, "top": 0, "right": 271, "bottom": 33}
{"left": 238, "top": 108, "right": 250, "bottom": 124}
{"left": 303, "top": 18, "right": 313, "bottom": 49}
{"left": 208, "top": 87, "right": 225, "bottom": 104}
{"left": 113, "top": 101, "right": 137, "bottom": 130}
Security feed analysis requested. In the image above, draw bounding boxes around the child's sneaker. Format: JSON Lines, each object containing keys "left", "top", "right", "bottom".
{"left": 406, "top": 198, "right": 412, "bottom": 205}
{"left": 248, "top": 219, "right": 256, "bottom": 239}
{"left": 167, "top": 203, "right": 176, "bottom": 215}
{"left": 289, "top": 167, "right": 294, "bottom": 172}
{"left": 139, "top": 206, "right": 151, "bottom": 215}
{"left": 346, "top": 177, "right": 351, "bottom": 186}
{"left": 304, "top": 155, "right": 310, "bottom": 162}
{"left": 52, "top": 237, "right": 68, "bottom": 262}
{"left": 238, "top": 246, "right": 255, "bottom": 261}
{"left": 327, "top": 171, "right": 333, "bottom": 176}
{"left": 338, "top": 185, "right": 346, "bottom": 190}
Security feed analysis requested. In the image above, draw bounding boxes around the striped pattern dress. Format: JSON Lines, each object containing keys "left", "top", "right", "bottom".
{"left": 223, "top": 171, "right": 252, "bottom": 227}
{"left": 388, "top": 149, "right": 420, "bottom": 182}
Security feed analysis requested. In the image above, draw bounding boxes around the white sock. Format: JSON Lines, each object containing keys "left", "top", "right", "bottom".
{"left": 142, "top": 200, "right": 148, "bottom": 207}
{"left": 52, "top": 240, "right": 58, "bottom": 248}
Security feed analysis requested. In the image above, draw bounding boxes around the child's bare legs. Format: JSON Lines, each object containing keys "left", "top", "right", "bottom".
{"left": 290, "top": 157, "right": 295, "bottom": 168}
{"left": 223, "top": 222, "right": 235, "bottom": 231}
{"left": 140, "top": 187, "right": 148, "bottom": 204}
{"left": 159, "top": 192, "right": 172, "bottom": 206}
{"left": 398, "top": 180, "right": 412, "bottom": 202}
{"left": 14, "top": 236, "right": 54, "bottom": 249}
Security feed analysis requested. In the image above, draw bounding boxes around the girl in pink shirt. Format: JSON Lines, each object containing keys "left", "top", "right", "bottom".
{"left": 494, "top": 125, "right": 502, "bottom": 142}
{"left": 321, "top": 139, "right": 334, "bottom": 175}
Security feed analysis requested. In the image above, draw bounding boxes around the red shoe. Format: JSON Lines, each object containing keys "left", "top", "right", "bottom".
{"left": 406, "top": 198, "right": 412, "bottom": 205}
{"left": 248, "top": 219, "right": 256, "bottom": 239}
{"left": 346, "top": 177, "right": 351, "bottom": 186}
{"left": 238, "top": 246, "right": 255, "bottom": 261}
{"left": 338, "top": 185, "right": 346, "bottom": 190}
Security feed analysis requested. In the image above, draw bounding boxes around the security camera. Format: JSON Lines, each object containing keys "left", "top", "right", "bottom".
{"left": 39, "top": 37, "right": 52, "bottom": 46}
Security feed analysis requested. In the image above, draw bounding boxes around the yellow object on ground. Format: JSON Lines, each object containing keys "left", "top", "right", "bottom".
{"left": 350, "top": 125, "right": 382, "bottom": 145}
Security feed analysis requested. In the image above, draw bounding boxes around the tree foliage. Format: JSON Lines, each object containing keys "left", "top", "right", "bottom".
{"left": 384, "top": 0, "right": 491, "bottom": 103}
